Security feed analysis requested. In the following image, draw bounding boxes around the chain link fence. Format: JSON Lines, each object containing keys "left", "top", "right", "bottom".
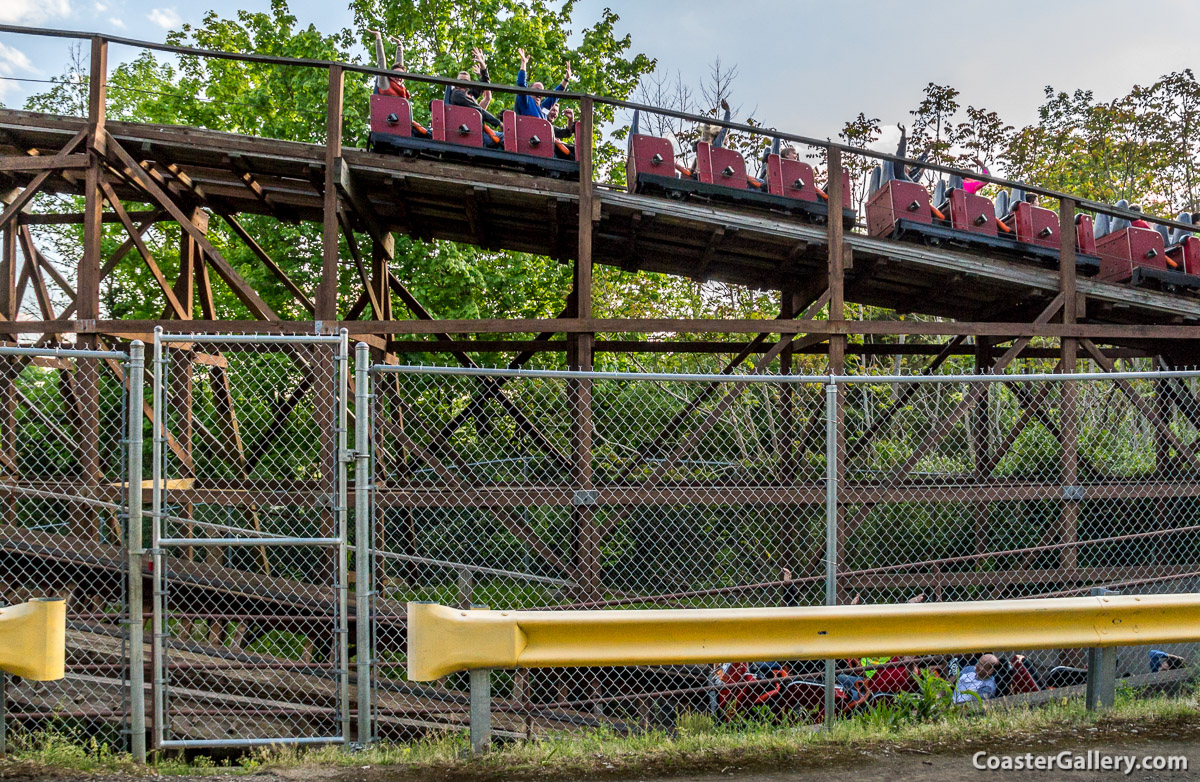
{"left": 2, "top": 345, "right": 1197, "bottom": 753}
{"left": 0, "top": 344, "right": 132, "bottom": 751}
{"left": 368, "top": 363, "right": 1200, "bottom": 736}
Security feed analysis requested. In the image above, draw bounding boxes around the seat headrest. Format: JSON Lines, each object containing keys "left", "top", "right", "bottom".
{"left": 868, "top": 165, "right": 882, "bottom": 198}
{"left": 932, "top": 179, "right": 947, "bottom": 205}
{"left": 1111, "top": 199, "right": 1131, "bottom": 233}
{"left": 994, "top": 190, "right": 1010, "bottom": 219}
{"left": 948, "top": 174, "right": 964, "bottom": 190}
{"left": 1169, "top": 211, "right": 1193, "bottom": 246}
{"left": 1093, "top": 212, "right": 1111, "bottom": 238}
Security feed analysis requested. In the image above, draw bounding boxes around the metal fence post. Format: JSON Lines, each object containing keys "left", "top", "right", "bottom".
{"left": 823, "top": 379, "right": 839, "bottom": 729}
{"left": 150, "top": 327, "right": 165, "bottom": 751}
{"left": 469, "top": 667, "right": 491, "bottom": 755}
{"left": 354, "top": 342, "right": 372, "bottom": 743}
{"left": 1086, "top": 587, "right": 1118, "bottom": 710}
{"left": 337, "top": 331, "right": 351, "bottom": 744}
{"left": 126, "top": 341, "right": 146, "bottom": 762}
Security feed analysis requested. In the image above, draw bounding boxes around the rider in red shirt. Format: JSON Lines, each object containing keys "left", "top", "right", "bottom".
{"left": 369, "top": 29, "right": 409, "bottom": 99}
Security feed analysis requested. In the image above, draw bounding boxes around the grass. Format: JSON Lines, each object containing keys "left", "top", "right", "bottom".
{"left": 5, "top": 685, "right": 1199, "bottom": 780}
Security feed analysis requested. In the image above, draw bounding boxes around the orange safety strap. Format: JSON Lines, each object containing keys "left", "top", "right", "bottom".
{"left": 411, "top": 121, "right": 429, "bottom": 136}
{"left": 483, "top": 125, "right": 501, "bottom": 144}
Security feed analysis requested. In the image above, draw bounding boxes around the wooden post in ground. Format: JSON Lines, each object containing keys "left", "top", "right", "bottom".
{"left": 1059, "top": 198, "right": 1079, "bottom": 572}
{"left": 74, "top": 35, "right": 107, "bottom": 541}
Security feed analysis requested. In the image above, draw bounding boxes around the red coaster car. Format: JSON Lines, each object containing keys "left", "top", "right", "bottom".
{"left": 367, "top": 94, "right": 579, "bottom": 178}
{"left": 624, "top": 111, "right": 855, "bottom": 226}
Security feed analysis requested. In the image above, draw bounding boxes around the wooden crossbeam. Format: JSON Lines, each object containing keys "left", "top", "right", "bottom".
{"left": 0, "top": 154, "right": 89, "bottom": 172}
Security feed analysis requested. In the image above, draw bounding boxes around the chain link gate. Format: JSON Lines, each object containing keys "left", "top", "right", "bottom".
{"left": 151, "top": 331, "right": 350, "bottom": 749}
{"left": 0, "top": 343, "right": 137, "bottom": 754}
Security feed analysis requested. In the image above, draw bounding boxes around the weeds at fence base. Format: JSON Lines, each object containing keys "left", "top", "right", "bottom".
{"left": 2, "top": 684, "right": 1196, "bottom": 780}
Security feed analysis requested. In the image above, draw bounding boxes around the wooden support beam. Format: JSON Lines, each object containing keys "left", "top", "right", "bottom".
{"left": 98, "top": 180, "right": 189, "bottom": 320}
{"left": 339, "top": 209, "right": 383, "bottom": 320}
{"left": 21, "top": 228, "right": 74, "bottom": 299}
{"left": 19, "top": 210, "right": 162, "bottom": 226}
{"left": 0, "top": 154, "right": 90, "bottom": 172}
{"left": 464, "top": 186, "right": 488, "bottom": 248}
{"left": 218, "top": 213, "right": 315, "bottom": 315}
{"left": 693, "top": 226, "right": 727, "bottom": 282}
{"left": 0, "top": 131, "right": 88, "bottom": 234}
{"left": 78, "top": 37, "right": 107, "bottom": 329}
{"left": 335, "top": 160, "right": 394, "bottom": 260}
{"left": 0, "top": 226, "right": 13, "bottom": 323}
{"left": 103, "top": 132, "right": 279, "bottom": 321}
{"left": 318, "top": 64, "right": 344, "bottom": 324}
{"left": 18, "top": 229, "right": 57, "bottom": 320}
{"left": 1059, "top": 197, "right": 1079, "bottom": 570}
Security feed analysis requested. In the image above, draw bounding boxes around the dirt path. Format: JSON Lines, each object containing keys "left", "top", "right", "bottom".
{"left": 646, "top": 735, "right": 1200, "bottom": 782}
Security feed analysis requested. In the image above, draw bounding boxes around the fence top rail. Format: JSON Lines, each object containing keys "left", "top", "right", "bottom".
{"left": 371, "top": 363, "right": 1200, "bottom": 386}
{"left": 3, "top": 24, "right": 1197, "bottom": 234}
{"left": 0, "top": 345, "right": 127, "bottom": 360}
{"left": 155, "top": 330, "right": 346, "bottom": 345}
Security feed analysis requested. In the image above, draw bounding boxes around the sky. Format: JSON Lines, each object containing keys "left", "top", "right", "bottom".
{"left": 2, "top": 0, "right": 1199, "bottom": 157}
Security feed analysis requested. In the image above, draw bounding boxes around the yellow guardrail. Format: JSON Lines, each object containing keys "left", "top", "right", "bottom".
{"left": 0, "top": 599, "right": 65, "bottom": 681}
{"left": 407, "top": 594, "right": 1200, "bottom": 681}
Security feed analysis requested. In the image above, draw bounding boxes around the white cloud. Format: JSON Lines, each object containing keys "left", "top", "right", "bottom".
{"left": 0, "top": 0, "right": 70, "bottom": 24}
{"left": 94, "top": 0, "right": 108, "bottom": 11}
{"left": 0, "top": 43, "right": 34, "bottom": 101}
{"left": 147, "top": 8, "right": 181, "bottom": 29}
{"left": 108, "top": 17, "right": 126, "bottom": 28}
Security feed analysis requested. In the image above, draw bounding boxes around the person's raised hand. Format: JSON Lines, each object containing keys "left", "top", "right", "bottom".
{"left": 563, "top": 108, "right": 575, "bottom": 125}
{"left": 563, "top": 61, "right": 573, "bottom": 83}
{"left": 367, "top": 28, "right": 382, "bottom": 38}
{"left": 518, "top": 47, "right": 529, "bottom": 68}
{"left": 720, "top": 98, "right": 729, "bottom": 112}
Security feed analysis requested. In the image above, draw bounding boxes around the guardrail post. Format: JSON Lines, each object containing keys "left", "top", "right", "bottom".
{"left": 127, "top": 341, "right": 146, "bottom": 763}
{"left": 354, "top": 342, "right": 372, "bottom": 744}
{"left": 1086, "top": 587, "right": 1118, "bottom": 710}
{"left": 0, "top": 671, "right": 6, "bottom": 758}
{"left": 469, "top": 667, "right": 492, "bottom": 755}
{"left": 823, "top": 378, "right": 839, "bottom": 728}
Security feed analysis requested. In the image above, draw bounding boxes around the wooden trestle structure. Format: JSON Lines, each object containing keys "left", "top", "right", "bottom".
{"left": 2, "top": 27, "right": 1200, "bottom": 739}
